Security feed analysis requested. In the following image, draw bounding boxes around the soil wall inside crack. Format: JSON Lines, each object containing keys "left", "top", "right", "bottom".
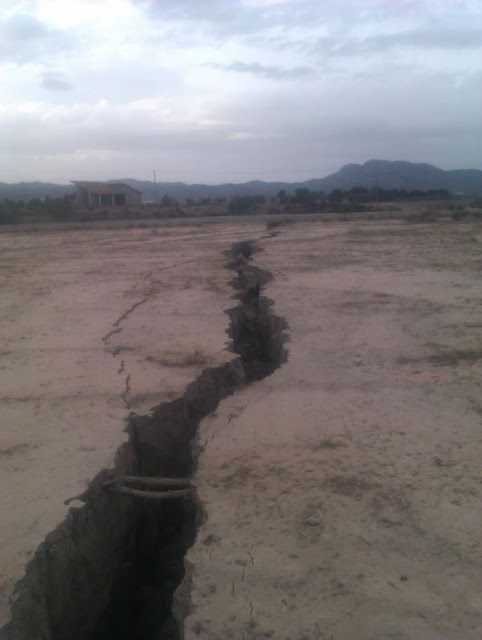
{"left": 173, "top": 240, "right": 288, "bottom": 637}
{"left": 4, "top": 239, "right": 287, "bottom": 640}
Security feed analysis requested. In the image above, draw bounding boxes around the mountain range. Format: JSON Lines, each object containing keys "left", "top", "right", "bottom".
{"left": 1, "top": 160, "right": 481, "bottom": 202}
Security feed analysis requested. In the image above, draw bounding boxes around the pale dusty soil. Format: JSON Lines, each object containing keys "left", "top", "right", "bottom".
{"left": 184, "top": 220, "right": 482, "bottom": 639}
{"left": 1, "top": 217, "right": 481, "bottom": 638}
{"left": 0, "top": 221, "right": 265, "bottom": 626}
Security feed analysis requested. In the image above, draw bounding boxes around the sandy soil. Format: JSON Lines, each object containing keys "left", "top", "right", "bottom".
{"left": 0, "top": 221, "right": 264, "bottom": 627}
{"left": 1, "top": 216, "right": 481, "bottom": 638}
{"left": 184, "top": 219, "right": 482, "bottom": 639}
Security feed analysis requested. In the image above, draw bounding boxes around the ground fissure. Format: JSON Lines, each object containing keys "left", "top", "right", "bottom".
{"left": 5, "top": 239, "right": 287, "bottom": 640}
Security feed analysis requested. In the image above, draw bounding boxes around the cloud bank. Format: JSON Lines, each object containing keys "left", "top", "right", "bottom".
{"left": 1, "top": 0, "right": 481, "bottom": 182}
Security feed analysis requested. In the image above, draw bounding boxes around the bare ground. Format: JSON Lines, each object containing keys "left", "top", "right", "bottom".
{"left": 183, "top": 219, "right": 482, "bottom": 640}
{"left": 1, "top": 216, "right": 481, "bottom": 639}
{"left": 0, "top": 221, "right": 264, "bottom": 627}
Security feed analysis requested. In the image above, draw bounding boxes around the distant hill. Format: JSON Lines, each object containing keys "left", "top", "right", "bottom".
{"left": 2, "top": 160, "right": 481, "bottom": 202}
{"left": 114, "top": 178, "right": 294, "bottom": 200}
{"left": 304, "top": 160, "right": 482, "bottom": 193}
{"left": 0, "top": 181, "right": 75, "bottom": 201}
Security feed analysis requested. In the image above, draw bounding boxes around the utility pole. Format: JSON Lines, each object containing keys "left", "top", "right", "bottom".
{"left": 153, "top": 169, "right": 158, "bottom": 204}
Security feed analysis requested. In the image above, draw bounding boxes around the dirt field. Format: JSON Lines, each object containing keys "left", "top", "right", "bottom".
{"left": 182, "top": 219, "right": 482, "bottom": 639}
{"left": 0, "top": 221, "right": 265, "bottom": 629}
{"left": 1, "top": 216, "right": 481, "bottom": 638}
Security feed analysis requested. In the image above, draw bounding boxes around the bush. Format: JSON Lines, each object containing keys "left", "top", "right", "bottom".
{"left": 228, "top": 194, "right": 265, "bottom": 215}
{"left": 45, "top": 195, "right": 74, "bottom": 221}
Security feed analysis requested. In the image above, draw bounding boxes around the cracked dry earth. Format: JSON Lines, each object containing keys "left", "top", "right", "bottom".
{"left": 181, "top": 220, "right": 482, "bottom": 640}
{"left": 0, "top": 221, "right": 265, "bottom": 630}
{"left": 1, "top": 217, "right": 482, "bottom": 640}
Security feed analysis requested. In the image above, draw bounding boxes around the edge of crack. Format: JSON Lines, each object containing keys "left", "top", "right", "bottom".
{"left": 4, "top": 238, "right": 288, "bottom": 640}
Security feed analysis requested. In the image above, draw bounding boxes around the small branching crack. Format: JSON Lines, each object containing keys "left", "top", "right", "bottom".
{"left": 101, "top": 272, "right": 157, "bottom": 412}
{"left": 6, "top": 240, "right": 288, "bottom": 640}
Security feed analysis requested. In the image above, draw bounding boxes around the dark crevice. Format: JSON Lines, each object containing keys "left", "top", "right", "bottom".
{"left": 226, "top": 240, "right": 287, "bottom": 381}
{"left": 5, "top": 239, "right": 287, "bottom": 640}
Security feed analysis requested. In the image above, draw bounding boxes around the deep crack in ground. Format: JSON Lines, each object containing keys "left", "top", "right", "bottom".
{"left": 5, "top": 239, "right": 287, "bottom": 640}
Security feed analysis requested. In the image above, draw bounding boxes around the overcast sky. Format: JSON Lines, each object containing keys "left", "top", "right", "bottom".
{"left": 1, "top": 0, "right": 482, "bottom": 183}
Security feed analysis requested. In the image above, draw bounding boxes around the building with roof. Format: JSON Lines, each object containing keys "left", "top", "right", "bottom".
{"left": 72, "top": 181, "right": 142, "bottom": 209}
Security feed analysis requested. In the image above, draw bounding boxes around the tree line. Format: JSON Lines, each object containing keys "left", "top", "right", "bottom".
{"left": 225, "top": 186, "right": 452, "bottom": 215}
{"left": 0, "top": 195, "right": 74, "bottom": 224}
{"left": 0, "top": 186, "right": 455, "bottom": 224}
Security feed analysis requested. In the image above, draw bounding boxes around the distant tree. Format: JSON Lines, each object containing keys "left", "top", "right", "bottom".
{"left": 28, "top": 198, "right": 43, "bottom": 210}
{"left": 45, "top": 195, "right": 74, "bottom": 221}
{"left": 328, "top": 188, "right": 344, "bottom": 205}
{"left": 161, "top": 194, "right": 177, "bottom": 207}
{"left": 228, "top": 194, "right": 264, "bottom": 215}
{"left": 0, "top": 202, "right": 19, "bottom": 224}
{"left": 348, "top": 186, "right": 371, "bottom": 204}
{"left": 277, "top": 189, "right": 289, "bottom": 204}
{"left": 229, "top": 195, "right": 249, "bottom": 215}
{"left": 291, "top": 188, "right": 318, "bottom": 211}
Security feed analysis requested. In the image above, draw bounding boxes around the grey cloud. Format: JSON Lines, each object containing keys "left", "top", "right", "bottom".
{"left": 41, "top": 72, "right": 72, "bottom": 91}
{"left": 0, "top": 14, "right": 75, "bottom": 63}
{"left": 3, "top": 0, "right": 482, "bottom": 182}
{"left": 143, "top": 0, "right": 238, "bottom": 21}
{"left": 139, "top": 0, "right": 258, "bottom": 36}
{"left": 2, "top": 117, "right": 232, "bottom": 156}
{"left": 375, "top": 26, "right": 482, "bottom": 50}
{"left": 243, "top": 34, "right": 309, "bottom": 55}
{"left": 213, "top": 61, "right": 314, "bottom": 80}
{"left": 139, "top": 0, "right": 327, "bottom": 39}
{"left": 139, "top": 1, "right": 482, "bottom": 63}
{"left": 317, "top": 26, "right": 482, "bottom": 58}
{"left": 6, "top": 65, "right": 479, "bottom": 159}
{"left": 5, "top": 102, "right": 482, "bottom": 181}
{"left": 139, "top": 0, "right": 446, "bottom": 45}
{"left": 37, "top": 61, "right": 181, "bottom": 102}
